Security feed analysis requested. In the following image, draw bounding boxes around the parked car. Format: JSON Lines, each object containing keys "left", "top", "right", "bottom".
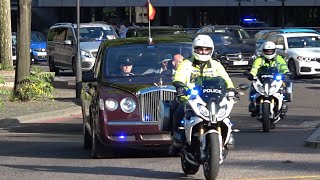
{"left": 12, "top": 32, "right": 17, "bottom": 62}
{"left": 30, "top": 31, "right": 47, "bottom": 62}
{"left": 12, "top": 32, "right": 34, "bottom": 65}
{"left": 254, "top": 28, "right": 319, "bottom": 49}
{"left": 47, "top": 22, "right": 118, "bottom": 74}
{"left": 256, "top": 33, "right": 320, "bottom": 79}
{"left": 196, "top": 25, "right": 255, "bottom": 47}
{"left": 126, "top": 26, "right": 187, "bottom": 38}
{"left": 199, "top": 32, "right": 255, "bottom": 71}
{"left": 81, "top": 35, "right": 193, "bottom": 158}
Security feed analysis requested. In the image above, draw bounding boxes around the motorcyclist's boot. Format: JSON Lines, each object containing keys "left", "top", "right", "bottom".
{"left": 280, "top": 102, "right": 288, "bottom": 119}
{"left": 227, "top": 133, "right": 235, "bottom": 145}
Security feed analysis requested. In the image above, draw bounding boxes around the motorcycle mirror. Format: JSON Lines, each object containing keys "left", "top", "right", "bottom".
{"left": 238, "top": 83, "right": 250, "bottom": 90}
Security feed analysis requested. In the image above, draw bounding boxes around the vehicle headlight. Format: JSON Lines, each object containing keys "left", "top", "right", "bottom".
{"left": 199, "top": 105, "right": 209, "bottom": 117}
{"left": 256, "top": 84, "right": 265, "bottom": 94}
{"left": 80, "top": 50, "right": 92, "bottom": 58}
{"left": 217, "top": 105, "right": 227, "bottom": 118}
{"left": 269, "top": 85, "right": 278, "bottom": 94}
{"left": 120, "top": 97, "right": 136, "bottom": 113}
{"left": 105, "top": 98, "right": 118, "bottom": 111}
{"left": 297, "top": 56, "right": 315, "bottom": 62}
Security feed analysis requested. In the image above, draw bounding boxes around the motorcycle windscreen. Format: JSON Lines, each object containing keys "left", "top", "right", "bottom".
{"left": 257, "top": 66, "right": 279, "bottom": 83}
{"left": 194, "top": 76, "right": 227, "bottom": 103}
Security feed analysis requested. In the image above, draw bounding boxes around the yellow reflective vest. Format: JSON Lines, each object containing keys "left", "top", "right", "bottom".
{"left": 250, "top": 55, "right": 289, "bottom": 76}
{"left": 173, "top": 57, "right": 235, "bottom": 89}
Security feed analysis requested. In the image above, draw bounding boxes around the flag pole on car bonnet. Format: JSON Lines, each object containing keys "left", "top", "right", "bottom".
{"left": 148, "top": 0, "right": 156, "bottom": 43}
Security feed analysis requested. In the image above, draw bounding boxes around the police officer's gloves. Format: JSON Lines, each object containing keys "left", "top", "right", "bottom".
{"left": 176, "top": 87, "right": 187, "bottom": 97}
{"left": 247, "top": 74, "right": 255, "bottom": 81}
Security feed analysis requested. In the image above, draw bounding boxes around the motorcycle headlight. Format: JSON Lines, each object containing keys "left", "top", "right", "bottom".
{"left": 217, "top": 105, "right": 227, "bottom": 118}
{"left": 199, "top": 105, "right": 209, "bottom": 117}
{"left": 269, "top": 84, "right": 279, "bottom": 94}
{"left": 256, "top": 84, "right": 265, "bottom": 94}
{"left": 105, "top": 98, "right": 118, "bottom": 111}
{"left": 120, "top": 97, "right": 136, "bottom": 113}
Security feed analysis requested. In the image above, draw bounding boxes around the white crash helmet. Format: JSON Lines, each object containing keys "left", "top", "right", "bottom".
{"left": 192, "top": 34, "right": 214, "bottom": 62}
{"left": 262, "top": 41, "right": 276, "bottom": 60}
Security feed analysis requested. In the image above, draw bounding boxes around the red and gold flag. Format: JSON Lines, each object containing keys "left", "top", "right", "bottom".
{"left": 148, "top": 0, "right": 156, "bottom": 20}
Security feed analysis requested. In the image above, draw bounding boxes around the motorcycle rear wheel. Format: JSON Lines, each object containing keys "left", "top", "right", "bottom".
{"left": 181, "top": 152, "right": 200, "bottom": 175}
{"left": 262, "top": 102, "right": 271, "bottom": 132}
{"left": 203, "top": 133, "right": 220, "bottom": 180}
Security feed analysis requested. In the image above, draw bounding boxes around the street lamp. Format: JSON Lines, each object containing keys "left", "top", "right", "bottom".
{"left": 76, "top": 0, "right": 82, "bottom": 98}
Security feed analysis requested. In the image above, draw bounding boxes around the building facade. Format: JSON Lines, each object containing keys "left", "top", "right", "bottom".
{"left": 11, "top": 0, "right": 320, "bottom": 32}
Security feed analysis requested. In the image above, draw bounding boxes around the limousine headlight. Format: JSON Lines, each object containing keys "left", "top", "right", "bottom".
{"left": 105, "top": 98, "right": 118, "bottom": 111}
{"left": 120, "top": 97, "right": 136, "bottom": 113}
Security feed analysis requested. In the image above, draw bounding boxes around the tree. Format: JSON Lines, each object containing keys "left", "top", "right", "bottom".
{"left": 0, "top": 0, "right": 13, "bottom": 67}
{"left": 14, "top": 0, "right": 31, "bottom": 92}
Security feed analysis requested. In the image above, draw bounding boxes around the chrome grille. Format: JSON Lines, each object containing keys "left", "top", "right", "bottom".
{"left": 139, "top": 87, "right": 176, "bottom": 122}
{"left": 226, "top": 53, "right": 253, "bottom": 61}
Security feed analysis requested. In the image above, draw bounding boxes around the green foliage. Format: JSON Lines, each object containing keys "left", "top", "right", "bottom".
{"left": 0, "top": 63, "right": 14, "bottom": 70}
{"left": 0, "top": 76, "right": 11, "bottom": 108}
{"left": 11, "top": 67, "right": 55, "bottom": 101}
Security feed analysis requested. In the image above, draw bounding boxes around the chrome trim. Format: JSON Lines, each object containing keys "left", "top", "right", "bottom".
{"left": 107, "top": 121, "right": 157, "bottom": 126}
{"left": 138, "top": 86, "right": 176, "bottom": 122}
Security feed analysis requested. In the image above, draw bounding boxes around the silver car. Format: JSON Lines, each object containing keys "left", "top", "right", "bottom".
{"left": 47, "top": 22, "right": 118, "bottom": 74}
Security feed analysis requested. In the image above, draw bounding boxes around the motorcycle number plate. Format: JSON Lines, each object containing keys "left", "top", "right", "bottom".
{"left": 233, "top": 61, "right": 248, "bottom": 65}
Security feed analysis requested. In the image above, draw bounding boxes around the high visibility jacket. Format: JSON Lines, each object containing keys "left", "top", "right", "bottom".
{"left": 250, "top": 55, "right": 289, "bottom": 76}
{"left": 173, "top": 57, "right": 235, "bottom": 89}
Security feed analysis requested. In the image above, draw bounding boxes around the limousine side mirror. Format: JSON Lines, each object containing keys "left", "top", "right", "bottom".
{"left": 64, "top": 40, "right": 72, "bottom": 45}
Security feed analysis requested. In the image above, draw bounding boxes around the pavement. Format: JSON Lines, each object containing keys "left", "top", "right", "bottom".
{"left": 0, "top": 75, "right": 82, "bottom": 127}
{"left": 0, "top": 73, "right": 319, "bottom": 149}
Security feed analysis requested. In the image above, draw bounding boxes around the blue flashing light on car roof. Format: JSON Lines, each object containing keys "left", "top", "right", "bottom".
{"left": 243, "top": 18, "right": 257, "bottom": 22}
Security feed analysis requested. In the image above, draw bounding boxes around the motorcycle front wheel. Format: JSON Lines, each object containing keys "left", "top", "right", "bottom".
{"left": 203, "top": 133, "right": 220, "bottom": 180}
{"left": 262, "top": 102, "right": 271, "bottom": 132}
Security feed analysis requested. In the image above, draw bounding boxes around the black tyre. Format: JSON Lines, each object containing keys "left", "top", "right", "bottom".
{"left": 91, "top": 122, "right": 104, "bottom": 159}
{"left": 288, "top": 60, "right": 299, "bottom": 79}
{"left": 48, "top": 57, "right": 59, "bottom": 75}
{"left": 262, "top": 102, "right": 271, "bottom": 132}
{"left": 203, "top": 133, "right": 220, "bottom": 180}
{"left": 83, "top": 119, "right": 91, "bottom": 149}
{"left": 181, "top": 152, "right": 200, "bottom": 175}
{"left": 72, "top": 58, "right": 76, "bottom": 75}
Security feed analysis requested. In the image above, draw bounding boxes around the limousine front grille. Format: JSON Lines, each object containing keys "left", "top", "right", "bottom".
{"left": 139, "top": 87, "right": 176, "bottom": 122}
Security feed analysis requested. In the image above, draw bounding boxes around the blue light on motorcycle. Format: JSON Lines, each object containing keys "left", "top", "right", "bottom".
{"left": 180, "top": 119, "right": 185, "bottom": 125}
{"left": 250, "top": 94, "right": 256, "bottom": 98}
{"left": 190, "top": 89, "right": 199, "bottom": 96}
{"left": 275, "top": 75, "right": 282, "bottom": 81}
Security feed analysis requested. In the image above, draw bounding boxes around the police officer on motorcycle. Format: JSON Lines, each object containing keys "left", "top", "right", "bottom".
{"left": 247, "top": 41, "right": 290, "bottom": 117}
{"left": 170, "top": 34, "right": 237, "bottom": 154}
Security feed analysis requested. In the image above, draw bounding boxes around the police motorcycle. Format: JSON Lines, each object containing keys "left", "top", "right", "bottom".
{"left": 158, "top": 76, "right": 248, "bottom": 180}
{"left": 247, "top": 66, "right": 292, "bottom": 132}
